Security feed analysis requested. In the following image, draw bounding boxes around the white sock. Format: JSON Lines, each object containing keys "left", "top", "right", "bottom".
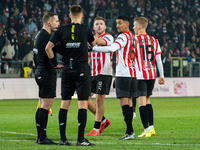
{"left": 144, "top": 128, "right": 149, "bottom": 133}
{"left": 93, "top": 128, "right": 100, "bottom": 132}
{"left": 148, "top": 125, "right": 154, "bottom": 130}
{"left": 101, "top": 119, "right": 107, "bottom": 124}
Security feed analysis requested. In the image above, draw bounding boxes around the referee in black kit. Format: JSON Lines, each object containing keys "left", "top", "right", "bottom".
{"left": 45, "top": 5, "right": 96, "bottom": 146}
{"left": 33, "top": 12, "right": 64, "bottom": 145}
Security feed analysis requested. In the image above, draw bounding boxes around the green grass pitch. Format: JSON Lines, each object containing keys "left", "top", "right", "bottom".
{"left": 0, "top": 97, "right": 200, "bottom": 150}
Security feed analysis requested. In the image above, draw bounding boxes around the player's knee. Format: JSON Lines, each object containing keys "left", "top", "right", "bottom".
{"left": 60, "top": 100, "right": 71, "bottom": 109}
{"left": 41, "top": 103, "right": 51, "bottom": 110}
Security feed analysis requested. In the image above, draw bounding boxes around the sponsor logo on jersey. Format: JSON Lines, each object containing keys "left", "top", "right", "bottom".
{"left": 143, "top": 64, "right": 153, "bottom": 70}
{"left": 91, "top": 57, "right": 101, "bottom": 59}
{"left": 66, "top": 42, "right": 81, "bottom": 48}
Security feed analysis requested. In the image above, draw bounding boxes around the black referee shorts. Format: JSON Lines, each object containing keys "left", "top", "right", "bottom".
{"left": 91, "top": 75, "right": 112, "bottom": 95}
{"left": 137, "top": 79, "right": 155, "bottom": 96}
{"left": 115, "top": 77, "right": 137, "bottom": 98}
{"left": 61, "top": 62, "right": 91, "bottom": 100}
{"left": 35, "top": 68, "right": 57, "bottom": 98}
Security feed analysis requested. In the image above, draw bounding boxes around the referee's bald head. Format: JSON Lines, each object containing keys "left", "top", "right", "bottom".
{"left": 70, "top": 5, "right": 83, "bottom": 17}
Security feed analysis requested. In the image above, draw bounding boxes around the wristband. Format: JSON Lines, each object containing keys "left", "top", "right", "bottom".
{"left": 50, "top": 56, "right": 58, "bottom": 67}
{"left": 88, "top": 45, "right": 92, "bottom": 52}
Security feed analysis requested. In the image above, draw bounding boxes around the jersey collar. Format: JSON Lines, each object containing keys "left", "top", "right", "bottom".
{"left": 98, "top": 32, "right": 109, "bottom": 38}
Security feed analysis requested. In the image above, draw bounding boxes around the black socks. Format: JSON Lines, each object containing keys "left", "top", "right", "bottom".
{"left": 146, "top": 104, "right": 154, "bottom": 126}
{"left": 35, "top": 108, "right": 40, "bottom": 139}
{"left": 139, "top": 106, "right": 149, "bottom": 129}
{"left": 59, "top": 108, "right": 68, "bottom": 141}
{"left": 38, "top": 108, "right": 48, "bottom": 141}
{"left": 122, "top": 105, "right": 133, "bottom": 134}
{"left": 77, "top": 109, "right": 87, "bottom": 142}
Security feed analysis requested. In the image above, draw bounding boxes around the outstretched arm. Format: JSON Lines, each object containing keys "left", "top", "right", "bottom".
{"left": 93, "top": 42, "right": 120, "bottom": 53}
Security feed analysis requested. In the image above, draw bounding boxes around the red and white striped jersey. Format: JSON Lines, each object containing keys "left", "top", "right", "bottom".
{"left": 114, "top": 31, "right": 136, "bottom": 77}
{"left": 90, "top": 32, "right": 114, "bottom": 76}
{"left": 135, "top": 34, "right": 162, "bottom": 80}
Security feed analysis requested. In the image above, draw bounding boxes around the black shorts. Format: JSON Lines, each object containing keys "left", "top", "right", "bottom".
{"left": 137, "top": 79, "right": 155, "bottom": 96}
{"left": 61, "top": 62, "right": 91, "bottom": 100}
{"left": 35, "top": 68, "right": 57, "bottom": 98}
{"left": 91, "top": 75, "right": 112, "bottom": 95}
{"left": 115, "top": 77, "right": 137, "bottom": 98}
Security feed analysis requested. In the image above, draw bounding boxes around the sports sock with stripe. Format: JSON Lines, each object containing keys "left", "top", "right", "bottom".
{"left": 35, "top": 108, "right": 40, "bottom": 140}
{"left": 94, "top": 121, "right": 101, "bottom": 131}
{"left": 59, "top": 108, "right": 68, "bottom": 141}
{"left": 39, "top": 108, "right": 48, "bottom": 141}
{"left": 78, "top": 109, "right": 87, "bottom": 142}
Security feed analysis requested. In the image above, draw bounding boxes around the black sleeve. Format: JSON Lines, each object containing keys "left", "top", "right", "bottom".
{"left": 49, "top": 27, "right": 62, "bottom": 45}
{"left": 53, "top": 42, "right": 63, "bottom": 55}
{"left": 87, "top": 27, "right": 95, "bottom": 43}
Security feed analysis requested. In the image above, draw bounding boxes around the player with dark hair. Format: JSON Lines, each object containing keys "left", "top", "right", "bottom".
{"left": 93, "top": 15, "right": 137, "bottom": 140}
{"left": 133, "top": 17, "right": 165, "bottom": 137}
{"left": 45, "top": 5, "right": 96, "bottom": 146}
{"left": 33, "top": 12, "right": 64, "bottom": 145}
{"left": 86, "top": 16, "right": 113, "bottom": 136}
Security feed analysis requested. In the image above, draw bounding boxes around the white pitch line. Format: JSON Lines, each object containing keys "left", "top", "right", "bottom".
{"left": 0, "top": 131, "right": 36, "bottom": 136}
{"left": 0, "top": 139, "right": 33, "bottom": 142}
{"left": 1, "top": 131, "right": 200, "bottom": 146}
{"left": 95, "top": 142, "right": 200, "bottom": 146}
{"left": 0, "top": 139, "right": 200, "bottom": 146}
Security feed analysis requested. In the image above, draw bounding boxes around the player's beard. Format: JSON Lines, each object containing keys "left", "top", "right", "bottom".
{"left": 97, "top": 28, "right": 104, "bottom": 36}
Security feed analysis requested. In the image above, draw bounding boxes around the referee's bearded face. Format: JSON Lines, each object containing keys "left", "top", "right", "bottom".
{"left": 93, "top": 20, "right": 106, "bottom": 36}
{"left": 116, "top": 19, "right": 127, "bottom": 33}
{"left": 50, "top": 15, "right": 60, "bottom": 31}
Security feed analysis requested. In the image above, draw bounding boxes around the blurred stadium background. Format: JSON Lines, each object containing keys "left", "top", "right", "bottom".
{"left": 0, "top": 0, "right": 200, "bottom": 78}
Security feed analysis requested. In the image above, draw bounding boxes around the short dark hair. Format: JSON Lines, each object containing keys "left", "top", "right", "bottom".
{"left": 117, "top": 15, "right": 130, "bottom": 22}
{"left": 70, "top": 5, "right": 82, "bottom": 17}
{"left": 42, "top": 12, "right": 58, "bottom": 23}
{"left": 94, "top": 16, "right": 106, "bottom": 23}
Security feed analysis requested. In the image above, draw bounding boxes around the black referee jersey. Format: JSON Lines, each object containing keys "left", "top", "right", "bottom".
{"left": 49, "top": 23, "right": 94, "bottom": 64}
{"left": 33, "top": 29, "right": 63, "bottom": 68}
